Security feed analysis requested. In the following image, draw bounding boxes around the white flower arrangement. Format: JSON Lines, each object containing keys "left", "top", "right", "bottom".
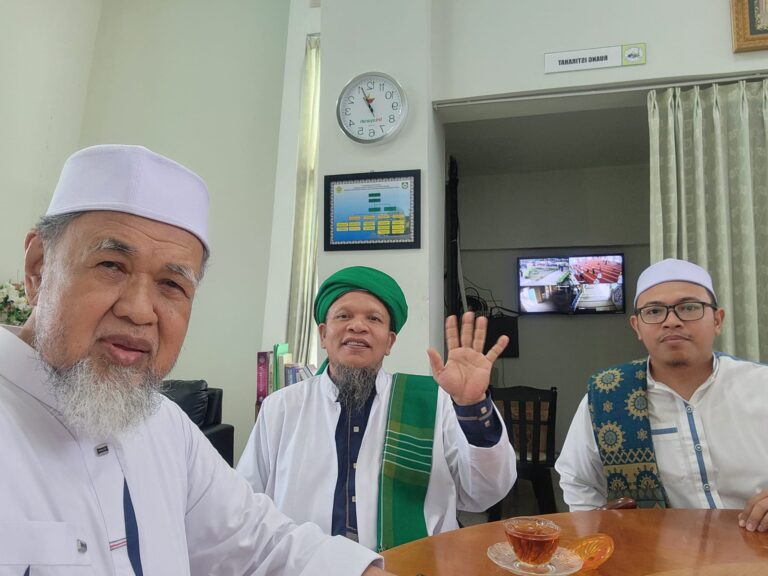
{"left": 0, "top": 281, "right": 32, "bottom": 326}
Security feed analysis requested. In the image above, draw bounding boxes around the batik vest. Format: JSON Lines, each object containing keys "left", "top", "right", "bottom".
{"left": 587, "top": 359, "right": 668, "bottom": 508}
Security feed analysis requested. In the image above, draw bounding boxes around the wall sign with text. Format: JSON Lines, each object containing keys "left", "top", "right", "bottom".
{"left": 544, "top": 43, "right": 646, "bottom": 74}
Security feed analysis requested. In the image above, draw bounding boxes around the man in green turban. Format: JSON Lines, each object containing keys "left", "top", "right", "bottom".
{"left": 238, "top": 266, "right": 517, "bottom": 551}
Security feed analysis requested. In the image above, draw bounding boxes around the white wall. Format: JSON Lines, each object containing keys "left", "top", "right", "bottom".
{"left": 78, "top": 0, "right": 291, "bottom": 458}
{"left": 0, "top": 0, "right": 101, "bottom": 282}
{"left": 261, "top": 1, "right": 320, "bottom": 352}
{"left": 433, "top": 0, "right": 768, "bottom": 102}
{"left": 458, "top": 164, "right": 651, "bottom": 446}
{"left": 316, "top": 0, "right": 445, "bottom": 374}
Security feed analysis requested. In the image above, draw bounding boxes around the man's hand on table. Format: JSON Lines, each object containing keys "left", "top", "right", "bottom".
{"left": 739, "top": 489, "right": 768, "bottom": 532}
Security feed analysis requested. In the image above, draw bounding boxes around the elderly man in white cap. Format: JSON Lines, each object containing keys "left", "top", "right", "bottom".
{"left": 556, "top": 258, "right": 768, "bottom": 532}
{"left": 0, "top": 145, "right": 393, "bottom": 575}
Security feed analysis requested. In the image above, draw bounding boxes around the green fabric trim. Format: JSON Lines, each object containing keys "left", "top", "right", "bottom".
{"left": 587, "top": 358, "right": 668, "bottom": 509}
{"left": 377, "top": 373, "right": 438, "bottom": 551}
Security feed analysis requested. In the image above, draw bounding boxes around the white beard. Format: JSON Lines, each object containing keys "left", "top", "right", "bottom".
{"left": 33, "top": 262, "right": 164, "bottom": 438}
{"left": 42, "top": 356, "right": 164, "bottom": 439}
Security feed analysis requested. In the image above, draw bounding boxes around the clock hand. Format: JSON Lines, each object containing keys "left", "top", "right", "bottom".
{"left": 359, "top": 86, "right": 376, "bottom": 118}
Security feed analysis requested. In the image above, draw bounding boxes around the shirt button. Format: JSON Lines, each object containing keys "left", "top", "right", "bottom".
{"left": 703, "top": 484, "right": 711, "bottom": 491}
{"left": 686, "top": 405, "right": 693, "bottom": 413}
{"left": 353, "top": 462, "right": 357, "bottom": 469}
{"left": 353, "top": 426, "right": 360, "bottom": 433}
{"left": 695, "top": 444, "right": 702, "bottom": 452}
{"left": 352, "top": 496, "right": 356, "bottom": 502}
{"left": 76, "top": 540, "right": 87, "bottom": 553}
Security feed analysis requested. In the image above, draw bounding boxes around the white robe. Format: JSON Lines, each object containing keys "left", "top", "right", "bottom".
{"left": 237, "top": 369, "right": 517, "bottom": 550}
{"left": 0, "top": 326, "right": 381, "bottom": 575}
{"left": 556, "top": 355, "right": 768, "bottom": 511}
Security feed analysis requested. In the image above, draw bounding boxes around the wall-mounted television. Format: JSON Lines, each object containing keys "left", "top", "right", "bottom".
{"left": 518, "top": 254, "right": 625, "bottom": 315}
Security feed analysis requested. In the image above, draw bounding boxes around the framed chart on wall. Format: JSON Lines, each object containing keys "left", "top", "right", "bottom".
{"left": 324, "top": 169, "right": 421, "bottom": 251}
{"left": 731, "top": 0, "right": 768, "bottom": 52}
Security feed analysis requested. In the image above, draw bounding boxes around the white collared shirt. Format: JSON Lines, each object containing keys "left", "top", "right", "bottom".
{"left": 556, "top": 355, "right": 768, "bottom": 510}
{"left": 0, "top": 326, "right": 381, "bottom": 575}
{"left": 237, "top": 368, "right": 517, "bottom": 550}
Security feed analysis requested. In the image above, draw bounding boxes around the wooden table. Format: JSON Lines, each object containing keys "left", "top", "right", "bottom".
{"left": 381, "top": 509, "right": 768, "bottom": 576}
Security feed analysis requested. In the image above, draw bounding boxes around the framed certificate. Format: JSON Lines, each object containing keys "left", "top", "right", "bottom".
{"left": 323, "top": 169, "right": 421, "bottom": 251}
{"left": 731, "top": 0, "right": 768, "bottom": 52}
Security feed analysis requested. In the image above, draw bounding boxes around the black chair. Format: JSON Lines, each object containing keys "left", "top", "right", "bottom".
{"left": 487, "top": 385, "right": 558, "bottom": 519}
{"left": 162, "top": 379, "right": 235, "bottom": 466}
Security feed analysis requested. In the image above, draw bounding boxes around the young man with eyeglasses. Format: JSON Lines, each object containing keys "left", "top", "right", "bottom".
{"left": 556, "top": 259, "right": 768, "bottom": 533}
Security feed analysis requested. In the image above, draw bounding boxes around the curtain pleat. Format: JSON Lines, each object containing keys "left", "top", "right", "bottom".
{"left": 648, "top": 80, "right": 768, "bottom": 360}
{"left": 286, "top": 36, "right": 321, "bottom": 366}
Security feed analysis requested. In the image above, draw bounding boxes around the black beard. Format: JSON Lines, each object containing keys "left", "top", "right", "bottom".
{"left": 330, "top": 364, "right": 378, "bottom": 413}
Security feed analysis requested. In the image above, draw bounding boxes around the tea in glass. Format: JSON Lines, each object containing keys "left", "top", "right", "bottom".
{"left": 503, "top": 517, "right": 561, "bottom": 566}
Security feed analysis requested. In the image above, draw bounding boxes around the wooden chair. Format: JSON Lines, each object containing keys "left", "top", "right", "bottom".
{"left": 487, "top": 385, "right": 558, "bottom": 520}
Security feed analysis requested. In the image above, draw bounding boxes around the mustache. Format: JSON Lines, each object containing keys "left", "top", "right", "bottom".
{"left": 659, "top": 332, "right": 692, "bottom": 342}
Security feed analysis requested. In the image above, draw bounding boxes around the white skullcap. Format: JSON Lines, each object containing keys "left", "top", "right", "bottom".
{"left": 634, "top": 258, "right": 716, "bottom": 308}
{"left": 47, "top": 144, "right": 209, "bottom": 251}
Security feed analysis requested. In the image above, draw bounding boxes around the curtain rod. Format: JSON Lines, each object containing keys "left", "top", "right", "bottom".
{"left": 432, "top": 71, "right": 768, "bottom": 110}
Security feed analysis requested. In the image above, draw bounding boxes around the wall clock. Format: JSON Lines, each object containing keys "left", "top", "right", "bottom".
{"left": 336, "top": 72, "right": 408, "bottom": 144}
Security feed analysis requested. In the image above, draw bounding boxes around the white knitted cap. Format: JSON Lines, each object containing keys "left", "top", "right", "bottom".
{"left": 634, "top": 258, "right": 716, "bottom": 308}
{"left": 47, "top": 145, "right": 209, "bottom": 251}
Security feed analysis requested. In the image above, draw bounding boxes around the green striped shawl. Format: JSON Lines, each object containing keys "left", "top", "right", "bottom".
{"left": 377, "top": 373, "right": 438, "bottom": 551}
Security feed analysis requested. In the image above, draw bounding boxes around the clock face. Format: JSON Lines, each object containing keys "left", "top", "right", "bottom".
{"left": 336, "top": 72, "right": 408, "bottom": 143}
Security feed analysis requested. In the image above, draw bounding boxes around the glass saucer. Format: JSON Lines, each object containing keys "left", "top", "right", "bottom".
{"left": 487, "top": 542, "right": 583, "bottom": 576}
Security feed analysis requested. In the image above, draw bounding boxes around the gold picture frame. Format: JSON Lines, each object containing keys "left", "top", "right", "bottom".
{"left": 732, "top": 0, "right": 768, "bottom": 52}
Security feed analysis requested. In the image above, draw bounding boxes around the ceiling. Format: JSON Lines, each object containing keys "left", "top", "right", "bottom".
{"left": 444, "top": 106, "right": 650, "bottom": 175}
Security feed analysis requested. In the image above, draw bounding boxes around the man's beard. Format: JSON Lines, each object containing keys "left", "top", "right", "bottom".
{"left": 34, "top": 277, "right": 164, "bottom": 438}
{"left": 331, "top": 364, "right": 378, "bottom": 413}
{"left": 664, "top": 359, "right": 690, "bottom": 368}
{"left": 41, "top": 357, "right": 164, "bottom": 438}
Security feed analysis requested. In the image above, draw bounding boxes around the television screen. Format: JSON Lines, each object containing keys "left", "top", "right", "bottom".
{"left": 518, "top": 254, "right": 625, "bottom": 315}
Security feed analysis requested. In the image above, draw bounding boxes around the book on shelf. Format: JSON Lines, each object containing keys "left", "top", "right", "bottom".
{"left": 277, "top": 352, "right": 293, "bottom": 390}
{"left": 299, "top": 364, "right": 316, "bottom": 381}
{"left": 256, "top": 351, "right": 271, "bottom": 404}
{"left": 283, "top": 362, "right": 304, "bottom": 386}
{"left": 253, "top": 344, "right": 317, "bottom": 418}
{"left": 267, "top": 351, "right": 275, "bottom": 395}
{"left": 271, "top": 343, "right": 289, "bottom": 393}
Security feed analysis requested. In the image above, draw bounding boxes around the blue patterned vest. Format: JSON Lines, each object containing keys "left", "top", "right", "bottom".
{"left": 587, "top": 358, "right": 669, "bottom": 508}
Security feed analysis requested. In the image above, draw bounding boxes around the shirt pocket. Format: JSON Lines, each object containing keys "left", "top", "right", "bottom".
{"left": 650, "top": 424, "right": 688, "bottom": 485}
{"left": 650, "top": 424, "right": 679, "bottom": 442}
{"left": 0, "top": 522, "right": 91, "bottom": 574}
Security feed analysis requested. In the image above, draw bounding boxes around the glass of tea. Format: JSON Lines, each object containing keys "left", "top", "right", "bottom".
{"left": 503, "top": 517, "right": 561, "bottom": 567}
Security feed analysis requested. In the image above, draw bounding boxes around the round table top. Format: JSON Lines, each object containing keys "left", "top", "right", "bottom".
{"left": 380, "top": 509, "right": 768, "bottom": 576}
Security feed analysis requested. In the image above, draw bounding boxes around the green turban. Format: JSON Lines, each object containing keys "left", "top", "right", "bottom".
{"left": 313, "top": 266, "right": 407, "bottom": 374}
{"left": 314, "top": 266, "right": 408, "bottom": 333}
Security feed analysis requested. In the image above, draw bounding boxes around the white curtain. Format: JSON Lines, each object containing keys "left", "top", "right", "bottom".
{"left": 648, "top": 80, "right": 768, "bottom": 360}
{"left": 286, "top": 35, "right": 321, "bottom": 365}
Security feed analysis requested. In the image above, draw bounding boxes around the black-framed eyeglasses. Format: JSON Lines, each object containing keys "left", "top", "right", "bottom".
{"left": 636, "top": 301, "right": 717, "bottom": 324}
